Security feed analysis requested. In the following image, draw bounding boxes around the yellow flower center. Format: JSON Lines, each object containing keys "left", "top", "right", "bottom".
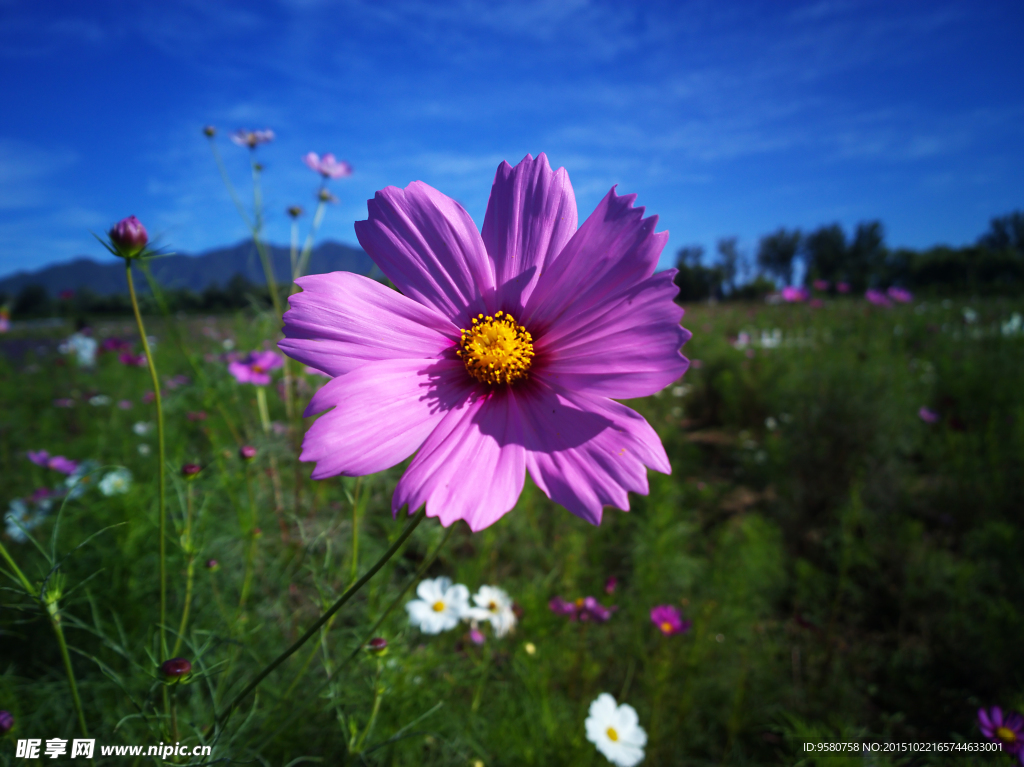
{"left": 606, "top": 727, "right": 619, "bottom": 742}
{"left": 432, "top": 600, "right": 446, "bottom": 612}
{"left": 997, "top": 726, "right": 1017, "bottom": 743}
{"left": 457, "top": 311, "right": 534, "bottom": 386}
{"left": 252, "top": 364, "right": 265, "bottom": 373}
{"left": 661, "top": 621, "right": 674, "bottom": 633}
{"left": 488, "top": 601, "right": 498, "bottom": 612}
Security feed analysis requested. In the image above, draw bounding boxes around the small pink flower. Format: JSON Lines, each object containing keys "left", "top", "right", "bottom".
{"left": 143, "top": 390, "right": 162, "bottom": 403}
{"left": 47, "top": 456, "right": 79, "bottom": 475}
{"left": 109, "top": 216, "right": 149, "bottom": 258}
{"left": 118, "top": 399, "right": 134, "bottom": 410}
{"left": 166, "top": 375, "right": 191, "bottom": 389}
{"left": 303, "top": 152, "right": 353, "bottom": 179}
{"left": 27, "top": 450, "right": 50, "bottom": 466}
{"left": 101, "top": 337, "right": 132, "bottom": 353}
{"left": 469, "top": 627, "right": 486, "bottom": 645}
{"left": 650, "top": 604, "right": 691, "bottom": 636}
{"left": 781, "top": 286, "right": 808, "bottom": 302}
{"left": 918, "top": 407, "right": 939, "bottom": 424}
{"left": 119, "top": 352, "right": 147, "bottom": 367}
{"left": 604, "top": 577, "right": 618, "bottom": 595}
{"left": 887, "top": 286, "right": 913, "bottom": 303}
{"left": 812, "top": 279, "right": 829, "bottom": 291}
{"left": 53, "top": 398, "right": 75, "bottom": 408}
{"left": 865, "top": 289, "right": 891, "bottom": 307}
{"left": 836, "top": 282, "right": 851, "bottom": 294}
{"left": 230, "top": 129, "right": 275, "bottom": 148}
{"left": 186, "top": 411, "right": 207, "bottom": 422}
{"left": 228, "top": 350, "right": 283, "bottom": 385}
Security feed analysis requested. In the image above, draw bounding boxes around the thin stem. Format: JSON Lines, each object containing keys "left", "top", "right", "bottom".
{"left": 172, "top": 484, "right": 197, "bottom": 657}
{"left": 256, "top": 386, "right": 271, "bottom": 434}
{"left": 125, "top": 262, "right": 167, "bottom": 660}
{"left": 48, "top": 602, "right": 89, "bottom": 737}
{"left": 216, "top": 508, "right": 428, "bottom": 725}
{"left": 349, "top": 478, "right": 362, "bottom": 585}
{"left": 206, "top": 138, "right": 252, "bottom": 229}
{"left": 294, "top": 197, "right": 327, "bottom": 282}
{"left": 0, "top": 538, "right": 34, "bottom": 593}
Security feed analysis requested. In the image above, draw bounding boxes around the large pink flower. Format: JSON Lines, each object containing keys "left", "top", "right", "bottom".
{"left": 280, "top": 154, "right": 690, "bottom": 531}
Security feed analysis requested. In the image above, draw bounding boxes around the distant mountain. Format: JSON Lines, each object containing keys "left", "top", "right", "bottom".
{"left": 0, "top": 240, "right": 375, "bottom": 297}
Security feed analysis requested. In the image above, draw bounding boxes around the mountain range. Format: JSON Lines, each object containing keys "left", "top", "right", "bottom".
{"left": 0, "top": 240, "right": 374, "bottom": 297}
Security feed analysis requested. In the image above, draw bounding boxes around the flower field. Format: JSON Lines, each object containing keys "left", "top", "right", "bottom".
{"left": 2, "top": 291, "right": 1023, "bottom": 765}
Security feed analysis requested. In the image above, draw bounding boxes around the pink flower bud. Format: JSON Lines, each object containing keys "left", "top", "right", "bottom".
{"left": 160, "top": 657, "right": 192, "bottom": 680}
{"left": 239, "top": 445, "right": 257, "bottom": 460}
{"left": 109, "top": 216, "right": 148, "bottom": 258}
{"left": 181, "top": 463, "right": 202, "bottom": 478}
{"left": 367, "top": 637, "right": 388, "bottom": 655}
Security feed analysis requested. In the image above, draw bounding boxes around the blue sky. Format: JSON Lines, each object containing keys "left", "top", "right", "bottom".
{"left": 1, "top": 0, "right": 1021, "bottom": 278}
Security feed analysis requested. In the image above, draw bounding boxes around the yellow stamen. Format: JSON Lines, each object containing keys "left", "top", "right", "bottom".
{"left": 432, "top": 600, "right": 446, "bottom": 612}
{"left": 488, "top": 601, "right": 498, "bottom": 612}
{"left": 997, "top": 726, "right": 1017, "bottom": 743}
{"left": 457, "top": 311, "right": 534, "bottom": 386}
{"left": 606, "top": 727, "right": 619, "bottom": 742}
{"left": 661, "top": 621, "right": 674, "bottom": 633}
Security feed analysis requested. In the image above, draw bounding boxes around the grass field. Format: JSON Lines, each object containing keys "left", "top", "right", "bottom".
{"left": 2, "top": 294, "right": 1023, "bottom": 765}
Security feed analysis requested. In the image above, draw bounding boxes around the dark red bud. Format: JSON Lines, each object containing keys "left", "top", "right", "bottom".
{"left": 181, "top": 463, "right": 202, "bottom": 478}
{"left": 160, "top": 658, "right": 192, "bottom": 679}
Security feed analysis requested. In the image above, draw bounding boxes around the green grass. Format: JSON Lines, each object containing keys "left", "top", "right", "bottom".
{"left": 1, "top": 296, "right": 1023, "bottom": 765}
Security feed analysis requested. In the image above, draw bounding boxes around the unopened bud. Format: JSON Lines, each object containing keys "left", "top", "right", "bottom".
{"left": 160, "top": 657, "right": 192, "bottom": 681}
{"left": 203, "top": 125, "right": 216, "bottom": 137}
{"left": 205, "top": 559, "right": 219, "bottom": 571}
{"left": 366, "top": 637, "right": 388, "bottom": 655}
{"left": 287, "top": 205, "right": 304, "bottom": 219}
{"left": 109, "top": 216, "right": 148, "bottom": 259}
{"left": 181, "top": 463, "right": 202, "bottom": 479}
{"left": 239, "top": 445, "right": 257, "bottom": 461}
{"left": 0, "top": 710, "right": 12, "bottom": 734}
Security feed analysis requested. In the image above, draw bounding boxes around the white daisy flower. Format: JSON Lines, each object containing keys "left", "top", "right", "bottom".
{"left": 99, "top": 467, "right": 132, "bottom": 496}
{"left": 132, "top": 421, "right": 153, "bottom": 436}
{"left": 467, "top": 585, "right": 517, "bottom": 637}
{"left": 405, "top": 576, "right": 470, "bottom": 634}
{"left": 585, "top": 693, "right": 647, "bottom": 767}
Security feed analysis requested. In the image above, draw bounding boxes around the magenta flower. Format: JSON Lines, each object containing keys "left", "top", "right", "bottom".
{"left": 119, "top": 352, "right": 147, "bottom": 367}
{"left": 650, "top": 604, "right": 691, "bottom": 636}
{"left": 303, "top": 152, "right": 353, "bottom": 179}
{"left": 812, "top": 279, "right": 829, "bottom": 291}
{"left": 605, "top": 576, "right": 618, "bottom": 595}
{"left": 47, "top": 456, "right": 79, "bottom": 475}
{"left": 887, "top": 286, "right": 913, "bottom": 303}
{"left": 100, "top": 337, "right": 132, "bottom": 353}
{"left": 109, "top": 216, "right": 149, "bottom": 258}
{"left": 549, "top": 595, "right": 616, "bottom": 622}
{"left": 228, "top": 350, "right": 284, "bottom": 385}
{"left": 781, "top": 286, "right": 808, "bottom": 302}
{"left": 918, "top": 406, "right": 939, "bottom": 424}
{"left": 865, "top": 289, "right": 891, "bottom": 307}
{"left": 836, "top": 281, "right": 851, "bottom": 293}
{"left": 27, "top": 450, "right": 50, "bottom": 467}
{"left": 978, "top": 707, "right": 1024, "bottom": 757}
{"left": 230, "top": 128, "right": 275, "bottom": 148}
{"left": 118, "top": 399, "right": 133, "bottom": 410}
{"left": 280, "top": 154, "right": 688, "bottom": 531}
{"left": 549, "top": 596, "right": 578, "bottom": 617}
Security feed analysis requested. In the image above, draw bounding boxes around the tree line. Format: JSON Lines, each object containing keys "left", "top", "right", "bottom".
{"left": 674, "top": 210, "right": 1024, "bottom": 301}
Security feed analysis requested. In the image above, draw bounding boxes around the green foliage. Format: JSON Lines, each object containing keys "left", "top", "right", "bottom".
{"left": 1, "top": 297, "right": 1023, "bottom": 765}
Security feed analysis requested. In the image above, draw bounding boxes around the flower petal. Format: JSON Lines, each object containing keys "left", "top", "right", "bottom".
{"left": 518, "top": 382, "right": 670, "bottom": 524}
{"left": 354, "top": 181, "right": 495, "bottom": 322}
{"left": 535, "top": 269, "right": 690, "bottom": 398}
{"left": 280, "top": 272, "right": 458, "bottom": 376}
{"left": 301, "top": 358, "right": 472, "bottom": 479}
{"left": 524, "top": 186, "right": 668, "bottom": 334}
{"left": 393, "top": 390, "right": 525, "bottom": 532}
{"left": 481, "top": 153, "right": 577, "bottom": 309}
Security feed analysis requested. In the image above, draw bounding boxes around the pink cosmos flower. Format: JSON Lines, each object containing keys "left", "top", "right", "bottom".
{"left": 781, "top": 286, "right": 808, "bottom": 302}
{"left": 279, "top": 154, "right": 689, "bottom": 531}
{"left": 978, "top": 707, "right": 1024, "bottom": 757}
{"left": 836, "top": 282, "right": 851, "bottom": 294}
{"left": 47, "top": 456, "right": 79, "bottom": 475}
{"left": 548, "top": 595, "right": 617, "bottom": 622}
{"left": 605, "top": 577, "right": 618, "bottom": 595}
{"left": 865, "top": 289, "right": 891, "bottom": 307}
{"left": 228, "top": 350, "right": 284, "bottom": 385}
{"left": 27, "top": 450, "right": 50, "bottom": 466}
{"left": 101, "top": 337, "right": 132, "bottom": 353}
{"left": 887, "top": 286, "right": 913, "bottom": 303}
{"left": 119, "top": 352, "right": 147, "bottom": 367}
{"left": 230, "top": 129, "right": 275, "bottom": 148}
{"left": 650, "top": 604, "right": 691, "bottom": 636}
{"left": 918, "top": 406, "right": 939, "bottom": 424}
{"left": 812, "top": 279, "right": 829, "bottom": 291}
{"left": 303, "top": 152, "right": 353, "bottom": 179}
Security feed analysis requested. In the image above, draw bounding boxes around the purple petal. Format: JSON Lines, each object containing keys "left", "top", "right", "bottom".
{"left": 393, "top": 389, "right": 525, "bottom": 532}
{"left": 228, "top": 361, "right": 253, "bottom": 383}
{"left": 535, "top": 269, "right": 690, "bottom": 399}
{"left": 354, "top": 182, "right": 495, "bottom": 323}
{"left": 481, "top": 153, "right": 577, "bottom": 310}
{"left": 303, "top": 152, "right": 320, "bottom": 172}
{"left": 978, "top": 708, "right": 993, "bottom": 730}
{"left": 517, "top": 381, "right": 670, "bottom": 524}
{"left": 301, "top": 358, "right": 472, "bottom": 479}
{"left": 280, "top": 272, "right": 458, "bottom": 376}
{"left": 523, "top": 186, "right": 667, "bottom": 334}
{"left": 27, "top": 450, "right": 50, "bottom": 467}
{"left": 994, "top": 707, "right": 1005, "bottom": 728}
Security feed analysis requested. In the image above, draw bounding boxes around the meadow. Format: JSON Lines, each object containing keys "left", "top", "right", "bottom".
{"left": 1, "top": 290, "right": 1023, "bottom": 766}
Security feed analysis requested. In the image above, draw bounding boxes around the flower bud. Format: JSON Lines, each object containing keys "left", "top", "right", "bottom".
{"left": 239, "top": 445, "right": 257, "bottom": 461}
{"left": 287, "top": 205, "right": 304, "bottom": 219}
{"left": 181, "top": 463, "right": 202, "bottom": 479}
{"left": 205, "top": 559, "right": 219, "bottom": 571}
{"left": 160, "top": 657, "right": 192, "bottom": 681}
{"left": 317, "top": 189, "right": 339, "bottom": 203}
{"left": 0, "top": 710, "right": 13, "bottom": 734}
{"left": 109, "top": 216, "right": 148, "bottom": 259}
{"left": 366, "top": 637, "right": 388, "bottom": 656}
{"left": 203, "top": 125, "right": 216, "bottom": 137}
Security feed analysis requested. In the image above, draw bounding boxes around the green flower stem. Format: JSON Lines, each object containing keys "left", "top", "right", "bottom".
{"left": 352, "top": 660, "right": 384, "bottom": 754}
{"left": 253, "top": 522, "right": 455, "bottom": 751}
{"left": 171, "top": 484, "right": 197, "bottom": 658}
{"left": 293, "top": 196, "right": 327, "bottom": 283}
{"left": 216, "top": 507, "right": 428, "bottom": 725}
{"left": 255, "top": 386, "right": 271, "bottom": 435}
{"left": 349, "top": 477, "right": 362, "bottom": 585}
{"left": 0, "top": 540, "right": 88, "bottom": 738}
{"left": 125, "top": 261, "right": 168, "bottom": 660}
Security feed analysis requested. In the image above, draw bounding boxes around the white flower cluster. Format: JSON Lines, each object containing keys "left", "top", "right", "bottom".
{"left": 406, "top": 577, "right": 516, "bottom": 638}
